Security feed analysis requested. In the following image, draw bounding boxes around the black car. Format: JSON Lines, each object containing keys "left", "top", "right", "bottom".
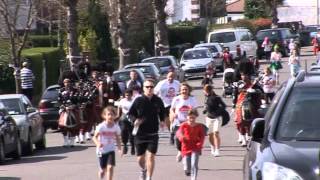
{"left": 256, "top": 28, "right": 299, "bottom": 58}
{"left": 244, "top": 71, "right": 320, "bottom": 180}
{"left": 0, "top": 103, "right": 22, "bottom": 163}
{"left": 38, "top": 85, "right": 60, "bottom": 130}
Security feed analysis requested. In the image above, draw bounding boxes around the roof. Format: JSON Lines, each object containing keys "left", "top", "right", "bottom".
{"left": 124, "top": 63, "right": 157, "bottom": 68}
{"left": 0, "top": 94, "right": 24, "bottom": 99}
{"left": 226, "top": 0, "right": 244, "bottom": 13}
{"left": 184, "top": 47, "right": 210, "bottom": 52}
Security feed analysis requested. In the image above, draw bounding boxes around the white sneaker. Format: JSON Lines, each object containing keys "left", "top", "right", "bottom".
{"left": 176, "top": 151, "right": 182, "bottom": 162}
{"left": 210, "top": 146, "right": 215, "bottom": 155}
{"left": 79, "top": 133, "right": 84, "bottom": 144}
{"left": 63, "top": 136, "right": 68, "bottom": 147}
{"left": 237, "top": 133, "right": 242, "bottom": 143}
{"left": 241, "top": 135, "right": 247, "bottom": 147}
{"left": 75, "top": 136, "right": 79, "bottom": 143}
{"left": 85, "top": 132, "right": 91, "bottom": 141}
{"left": 213, "top": 149, "right": 220, "bottom": 157}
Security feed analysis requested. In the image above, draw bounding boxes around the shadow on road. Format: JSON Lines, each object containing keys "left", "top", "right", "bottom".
{"left": 2, "top": 155, "right": 65, "bottom": 165}
{"left": 36, "top": 145, "right": 89, "bottom": 156}
{"left": 200, "top": 168, "right": 242, "bottom": 171}
{"left": 0, "top": 178, "right": 21, "bottom": 180}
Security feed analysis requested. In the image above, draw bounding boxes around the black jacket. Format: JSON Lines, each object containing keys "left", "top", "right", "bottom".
{"left": 205, "top": 95, "right": 226, "bottom": 119}
{"left": 128, "top": 94, "right": 165, "bottom": 136}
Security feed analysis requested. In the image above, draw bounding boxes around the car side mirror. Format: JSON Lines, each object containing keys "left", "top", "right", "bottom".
{"left": 27, "top": 107, "right": 36, "bottom": 113}
{"left": 250, "top": 118, "right": 265, "bottom": 143}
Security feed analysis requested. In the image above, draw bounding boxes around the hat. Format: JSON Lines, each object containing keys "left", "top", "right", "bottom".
{"left": 22, "top": 62, "right": 28, "bottom": 67}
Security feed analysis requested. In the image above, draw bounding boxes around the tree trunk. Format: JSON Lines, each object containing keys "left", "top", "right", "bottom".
{"left": 66, "top": 0, "right": 81, "bottom": 71}
{"left": 117, "top": 0, "right": 130, "bottom": 69}
{"left": 154, "top": 0, "right": 169, "bottom": 56}
{"left": 271, "top": 0, "right": 279, "bottom": 27}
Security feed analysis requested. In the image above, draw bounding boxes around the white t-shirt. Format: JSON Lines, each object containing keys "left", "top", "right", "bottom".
{"left": 95, "top": 122, "right": 121, "bottom": 154}
{"left": 270, "top": 52, "right": 282, "bottom": 62}
{"left": 171, "top": 95, "right": 198, "bottom": 126}
{"left": 118, "top": 98, "right": 134, "bottom": 115}
{"left": 154, "top": 79, "right": 180, "bottom": 107}
{"left": 262, "top": 74, "right": 275, "bottom": 93}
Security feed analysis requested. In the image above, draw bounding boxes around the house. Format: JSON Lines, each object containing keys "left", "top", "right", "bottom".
{"left": 0, "top": 0, "right": 36, "bottom": 37}
{"left": 165, "top": 0, "right": 200, "bottom": 24}
{"left": 226, "top": 0, "right": 244, "bottom": 21}
{"left": 277, "top": 0, "right": 317, "bottom": 25}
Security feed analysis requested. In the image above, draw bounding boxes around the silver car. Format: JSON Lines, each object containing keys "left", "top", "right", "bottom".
{"left": 194, "top": 43, "right": 224, "bottom": 71}
{"left": 0, "top": 94, "right": 46, "bottom": 155}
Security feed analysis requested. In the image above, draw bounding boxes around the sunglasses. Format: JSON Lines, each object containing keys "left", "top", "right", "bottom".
{"left": 144, "top": 86, "right": 154, "bottom": 89}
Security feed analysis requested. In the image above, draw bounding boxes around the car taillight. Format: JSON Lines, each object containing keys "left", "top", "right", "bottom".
{"left": 38, "top": 100, "right": 50, "bottom": 110}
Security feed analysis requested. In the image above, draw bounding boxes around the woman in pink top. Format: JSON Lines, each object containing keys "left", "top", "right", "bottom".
{"left": 177, "top": 109, "right": 205, "bottom": 180}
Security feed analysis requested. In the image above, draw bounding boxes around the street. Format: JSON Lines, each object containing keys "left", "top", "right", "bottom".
{"left": 0, "top": 47, "right": 315, "bottom": 180}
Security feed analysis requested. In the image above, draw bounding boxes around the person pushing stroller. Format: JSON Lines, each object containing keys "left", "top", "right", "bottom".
{"left": 222, "top": 64, "right": 235, "bottom": 98}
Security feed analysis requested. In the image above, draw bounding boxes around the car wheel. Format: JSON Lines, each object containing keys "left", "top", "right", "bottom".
{"left": 11, "top": 135, "right": 22, "bottom": 160}
{"left": 0, "top": 138, "right": 5, "bottom": 163}
{"left": 23, "top": 132, "right": 33, "bottom": 156}
{"left": 35, "top": 133, "right": 46, "bottom": 150}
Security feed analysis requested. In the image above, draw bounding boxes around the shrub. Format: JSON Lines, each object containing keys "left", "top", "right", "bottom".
{"left": 28, "top": 35, "right": 58, "bottom": 47}
{"left": 252, "top": 18, "right": 272, "bottom": 32}
{"left": 232, "top": 19, "right": 255, "bottom": 34}
{"left": 168, "top": 25, "right": 207, "bottom": 46}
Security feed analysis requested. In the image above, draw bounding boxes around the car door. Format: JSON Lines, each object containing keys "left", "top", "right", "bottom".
{"left": 22, "top": 96, "right": 42, "bottom": 142}
{"left": 239, "top": 31, "right": 257, "bottom": 57}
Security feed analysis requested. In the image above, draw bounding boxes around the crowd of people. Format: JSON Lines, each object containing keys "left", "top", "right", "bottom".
{"left": 55, "top": 40, "right": 303, "bottom": 180}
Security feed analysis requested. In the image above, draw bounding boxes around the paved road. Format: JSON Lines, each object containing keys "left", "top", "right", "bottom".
{"left": 0, "top": 47, "right": 315, "bottom": 180}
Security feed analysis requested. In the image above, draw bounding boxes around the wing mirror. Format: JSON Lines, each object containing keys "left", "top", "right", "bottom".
{"left": 250, "top": 118, "right": 265, "bottom": 143}
{"left": 27, "top": 107, "right": 37, "bottom": 113}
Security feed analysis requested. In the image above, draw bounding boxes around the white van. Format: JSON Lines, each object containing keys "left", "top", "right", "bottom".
{"left": 207, "top": 28, "right": 257, "bottom": 57}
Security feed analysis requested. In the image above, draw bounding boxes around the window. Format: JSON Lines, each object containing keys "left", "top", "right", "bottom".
{"left": 182, "top": 50, "right": 211, "bottom": 60}
{"left": 209, "top": 32, "right": 236, "bottom": 43}
{"left": 239, "top": 31, "right": 250, "bottom": 41}
{"left": 43, "top": 88, "right": 59, "bottom": 100}
{"left": 256, "top": 30, "right": 280, "bottom": 40}
{"left": 276, "top": 87, "right": 320, "bottom": 141}
{"left": 280, "top": 29, "right": 293, "bottom": 39}
{"left": 0, "top": 99, "right": 24, "bottom": 115}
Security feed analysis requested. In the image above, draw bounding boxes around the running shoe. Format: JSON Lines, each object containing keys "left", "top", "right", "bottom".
{"left": 139, "top": 169, "right": 146, "bottom": 180}
{"left": 213, "top": 149, "right": 220, "bottom": 157}
{"left": 176, "top": 151, "right": 182, "bottom": 162}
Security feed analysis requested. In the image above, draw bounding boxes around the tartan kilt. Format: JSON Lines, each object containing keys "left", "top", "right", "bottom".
{"left": 58, "top": 109, "right": 80, "bottom": 129}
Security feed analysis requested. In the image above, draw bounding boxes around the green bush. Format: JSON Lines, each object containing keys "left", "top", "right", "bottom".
{"left": 168, "top": 25, "right": 207, "bottom": 47}
{"left": 28, "top": 35, "right": 58, "bottom": 47}
{"left": 22, "top": 47, "right": 64, "bottom": 102}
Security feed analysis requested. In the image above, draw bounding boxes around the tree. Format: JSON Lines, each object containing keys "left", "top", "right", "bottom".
{"left": 153, "top": 0, "right": 169, "bottom": 56}
{"left": 0, "top": 0, "right": 40, "bottom": 93}
{"left": 117, "top": 0, "right": 130, "bottom": 69}
{"left": 63, "top": 0, "right": 81, "bottom": 71}
{"left": 264, "top": 0, "right": 284, "bottom": 26}
{"left": 244, "top": 0, "right": 267, "bottom": 19}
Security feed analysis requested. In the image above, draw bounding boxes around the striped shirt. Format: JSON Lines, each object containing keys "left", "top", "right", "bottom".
{"left": 20, "top": 67, "right": 34, "bottom": 89}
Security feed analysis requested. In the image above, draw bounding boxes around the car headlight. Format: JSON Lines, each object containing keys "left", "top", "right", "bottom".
{"left": 262, "top": 162, "right": 303, "bottom": 180}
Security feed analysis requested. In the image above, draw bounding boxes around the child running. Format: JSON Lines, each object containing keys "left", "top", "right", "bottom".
{"left": 92, "top": 106, "right": 122, "bottom": 180}
{"left": 176, "top": 109, "right": 205, "bottom": 180}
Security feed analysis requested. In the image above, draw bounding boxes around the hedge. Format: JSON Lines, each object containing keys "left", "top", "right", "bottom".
{"left": 168, "top": 25, "right": 207, "bottom": 47}
{"left": 22, "top": 47, "right": 64, "bottom": 102}
{"left": 28, "top": 35, "right": 59, "bottom": 47}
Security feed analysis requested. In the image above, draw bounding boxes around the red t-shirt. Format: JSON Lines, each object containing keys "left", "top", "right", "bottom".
{"left": 177, "top": 122, "right": 205, "bottom": 156}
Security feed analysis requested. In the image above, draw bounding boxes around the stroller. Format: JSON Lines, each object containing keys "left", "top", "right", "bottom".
{"left": 222, "top": 68, "right": 235, "bottom": 97}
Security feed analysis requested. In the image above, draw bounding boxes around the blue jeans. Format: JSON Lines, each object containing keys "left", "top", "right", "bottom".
{"left": 183, "top": 151, "right": 200, "bottom": 180}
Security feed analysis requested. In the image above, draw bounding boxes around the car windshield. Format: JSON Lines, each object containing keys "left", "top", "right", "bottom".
{"left": 0, "top": 98, "right": 24, "bottom": 115}
{"left": 113, "top": 72, "right": 130, "bottom": 82}
{"left": 209, "top": 32, "right": 236, "bottom": 43}
{"left": 305, "top": 26, "right": 317, "bottom": 32}
{"left": 256, "top": 30, "right": 280, "bottom": 40}
{"left": 196, "top": 45, "right": 218, "bottom": 53}
{"left": 43, "top": 88, "right": 59, "bottom": 99}
{"left": 126, "top": 66, "right": 152, "bottom": 74}
{"left": 182, "top": 49, "right": 211, "bottom": 60}
{"left": 276, "top": 87, "right": 320, "bottom": 141}
{"left": 143, "top": 58, "right": 171, "bottom": 67}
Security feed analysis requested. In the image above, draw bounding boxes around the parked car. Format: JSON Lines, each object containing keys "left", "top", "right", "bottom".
{"left": 309, "top": 65, "right": 320, "bottom": 72}
{"left": 180, "top": 47, "right": 216, "bottom": 79}
{"left": 256, "top": 28, "right": 299, "bottom": 58}
{"left": 0, "top": 102, "right": 22, "bottom": 163}
{"left": 123, "top": 63, "right": 161, "bottom": 83}
{"left": 0, "top": 94, "right": 46, "bottom": 155}
{"left": 243, "top": 71, "right": 320, "bottom": 180}
{"left": 141, "top": 56, "right": 185, "bottom": 81}
{"left": 113, "top": 69, "right": 146, "bottom": 95}
{"left": 207, "top": 28, "right": 257, "bottom": 57}
{"left": 38, "top": 85, "right": 60, "bottom": 130}
{"left": 194, "top": 43, "right": 224, "bottom": 71}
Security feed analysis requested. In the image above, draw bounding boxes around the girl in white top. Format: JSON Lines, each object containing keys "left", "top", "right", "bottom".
{"left": 270, "top": 47, "right": 282, "bottom": 85}
{"left": 261, "top": 67, "right": 276, "bottom": 104}
{"left": 93, "top": 106, "right": 122, "bottom": 180}
{"left": 288, "top": 49, "right": 300, "bottom": 78}
{"left": 170, "top": 82, "right": 199, "bottom": 162}
{"left": 261, "top": 37, "right": 272, "bottom": 61}
{"left": 117, "top": 89, "right": 136, "bottom": 155}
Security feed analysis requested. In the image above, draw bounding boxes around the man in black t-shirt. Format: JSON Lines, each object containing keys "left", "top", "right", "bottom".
{"left": 128, "top": 79, "right": 165, "bottom": 180}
